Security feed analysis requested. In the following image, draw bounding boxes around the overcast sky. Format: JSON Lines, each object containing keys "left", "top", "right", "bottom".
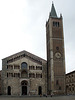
{"left": 0, "top": 0, "right": 75, "bottom": 73}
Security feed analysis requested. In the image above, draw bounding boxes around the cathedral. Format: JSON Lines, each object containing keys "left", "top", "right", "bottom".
{"left": 1, "top": 3, "right": 65, "bottom": 96}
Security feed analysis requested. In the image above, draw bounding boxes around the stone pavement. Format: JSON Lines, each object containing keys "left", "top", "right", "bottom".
{"left": 0, "top": 95, "right": 75, "bottom": 100}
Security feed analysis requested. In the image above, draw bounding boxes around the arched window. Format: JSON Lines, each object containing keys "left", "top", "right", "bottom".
{"left": 21, "top": 62, "right": 27, "bottom": 69}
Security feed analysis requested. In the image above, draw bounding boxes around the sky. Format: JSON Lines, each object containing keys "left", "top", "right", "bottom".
{"left": 0, "top": 0, "right": 75, "bottom": 73}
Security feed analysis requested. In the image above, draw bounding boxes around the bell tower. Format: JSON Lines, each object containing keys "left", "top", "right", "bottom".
{"left": 46, "top": 2, "right": 65, "bottom": 95}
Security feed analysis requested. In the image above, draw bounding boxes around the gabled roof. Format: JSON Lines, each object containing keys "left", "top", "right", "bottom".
{"left": 2, "top": 50, "right": 46, "bottom": 65}
{"left": 50, "top": 2, "right": 57, "bottom": 18}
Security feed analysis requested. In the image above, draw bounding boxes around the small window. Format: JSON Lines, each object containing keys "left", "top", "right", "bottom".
{"left": 59, "top": 86, "right": 61, "bottom": 90}
{"left": 7, "top": 65, "right": 8, "bottom": 69}
{"left": 69, "top": 87, "right": 71, "bottom": 91}
{"left": 7, "top": 73, "right": 8, "bottom": 77}
{"left": 36, "top": 73, "right": 42, "bottom": 78}
{"left": 53, "top": 21, "right": 55, "bottom": 26}
{"left": 7, "top": 73, "right": 13, "bottom": 77}
{"left": 29, "top": 66, "right": 35, "bottom": 70}
{"left": 56, "top": 80, "right": 59, "bottom": 85}
{"left": 14, "top": 65, "right": 20, "bottom": 69}
{"left": 7, "top": 65, "right": 13, "bottom": 70}
{"left": 72, "top": 87, "right": 74, "bottom": 91}
{"left": 58, "top": 22, "right": 59, "bottom": 27}
{"left": 14, "top": 73, "right": 20, "bottom": 77}
{"left": 72, "top": 75, "right": 73, "bottom": 77}
{"left": 29, "top": 73, "right": 35, "bottom": 78}
{"left": 56, "top": 47, "right": 59, "bottom": 50}
{"left": 36, "top": 66, "right": 42, "bottom": 70}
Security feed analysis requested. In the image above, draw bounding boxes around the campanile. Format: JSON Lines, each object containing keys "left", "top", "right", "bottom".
{"left": 46, "top": 3, "right": 65, "bottom": 95}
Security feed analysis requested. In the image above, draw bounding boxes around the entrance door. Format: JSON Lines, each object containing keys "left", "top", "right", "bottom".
{"left": 22, "top": 86, "right": 27, "bottom": 95}
{"left": 8, "top": 86, "right": 11, "bottom": 95}
{"left": 21, "top": 80, "right": 28, "bottom": 95}
{"left": 38, "top": 86, "right": 42, "bottom": 95}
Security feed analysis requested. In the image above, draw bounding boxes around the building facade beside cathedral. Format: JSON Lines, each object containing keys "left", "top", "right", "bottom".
{"left": 1, "top": 3, "right": 67, "bottom": 95}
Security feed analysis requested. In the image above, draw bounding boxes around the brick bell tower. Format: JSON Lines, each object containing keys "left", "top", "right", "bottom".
{"left": 46, "top": 2, "right": 65, "bottom": 95}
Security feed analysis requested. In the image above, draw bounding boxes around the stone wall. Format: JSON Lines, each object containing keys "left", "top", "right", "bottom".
{"left": 2, "top": 51, "right": 47, "bottom": 96}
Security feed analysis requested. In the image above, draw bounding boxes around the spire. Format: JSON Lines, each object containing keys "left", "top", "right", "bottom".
{"left": 50, "top": 2, "right": 57, "bottom": 18}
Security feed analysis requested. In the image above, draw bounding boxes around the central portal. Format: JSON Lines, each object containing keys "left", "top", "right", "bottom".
{"left": 21, "top": 81, "right": 28, "bottom": 95}
{"left": 22, "top": 86, "right": 27, "bottom": 95}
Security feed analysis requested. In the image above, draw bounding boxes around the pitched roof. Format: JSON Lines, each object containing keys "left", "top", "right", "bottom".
{"left": 50, "top": 2, "right": 57, "bottom": 18}
{"left": 2, "top": 50, "right": 46, "bottom": 65}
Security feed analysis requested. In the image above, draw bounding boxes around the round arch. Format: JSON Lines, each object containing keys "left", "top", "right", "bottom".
{"left": 7, "top": 86, "right": 11, "bottom": 95}
{"left": 21, "top": 62, "right": 27, "bottom": 69}
{"left": 21, "top": 80, "right": 28, "bottom": 95}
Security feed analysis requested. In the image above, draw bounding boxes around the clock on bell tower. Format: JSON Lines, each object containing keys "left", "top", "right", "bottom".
{"left": 46, "top": 2, "right": 65, "bottom": 95}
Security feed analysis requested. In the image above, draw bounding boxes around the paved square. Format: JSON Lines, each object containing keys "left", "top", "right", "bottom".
{"left": 0, "top": 95, "right": 75, "bottom": 100}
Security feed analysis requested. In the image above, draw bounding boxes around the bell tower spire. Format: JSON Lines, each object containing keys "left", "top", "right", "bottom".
{"left": 50, "top": 2, "right": 57, "bottom": 18}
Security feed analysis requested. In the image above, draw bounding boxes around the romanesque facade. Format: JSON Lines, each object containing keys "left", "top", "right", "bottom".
{"left": 66, "top": 71, "right": 75, "bottom": 95}
{"left": 1, "top": 50, "right": 47, "bottom": 95}
{"left": 1, "top": 3, "right": 66, "bottom": 96}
